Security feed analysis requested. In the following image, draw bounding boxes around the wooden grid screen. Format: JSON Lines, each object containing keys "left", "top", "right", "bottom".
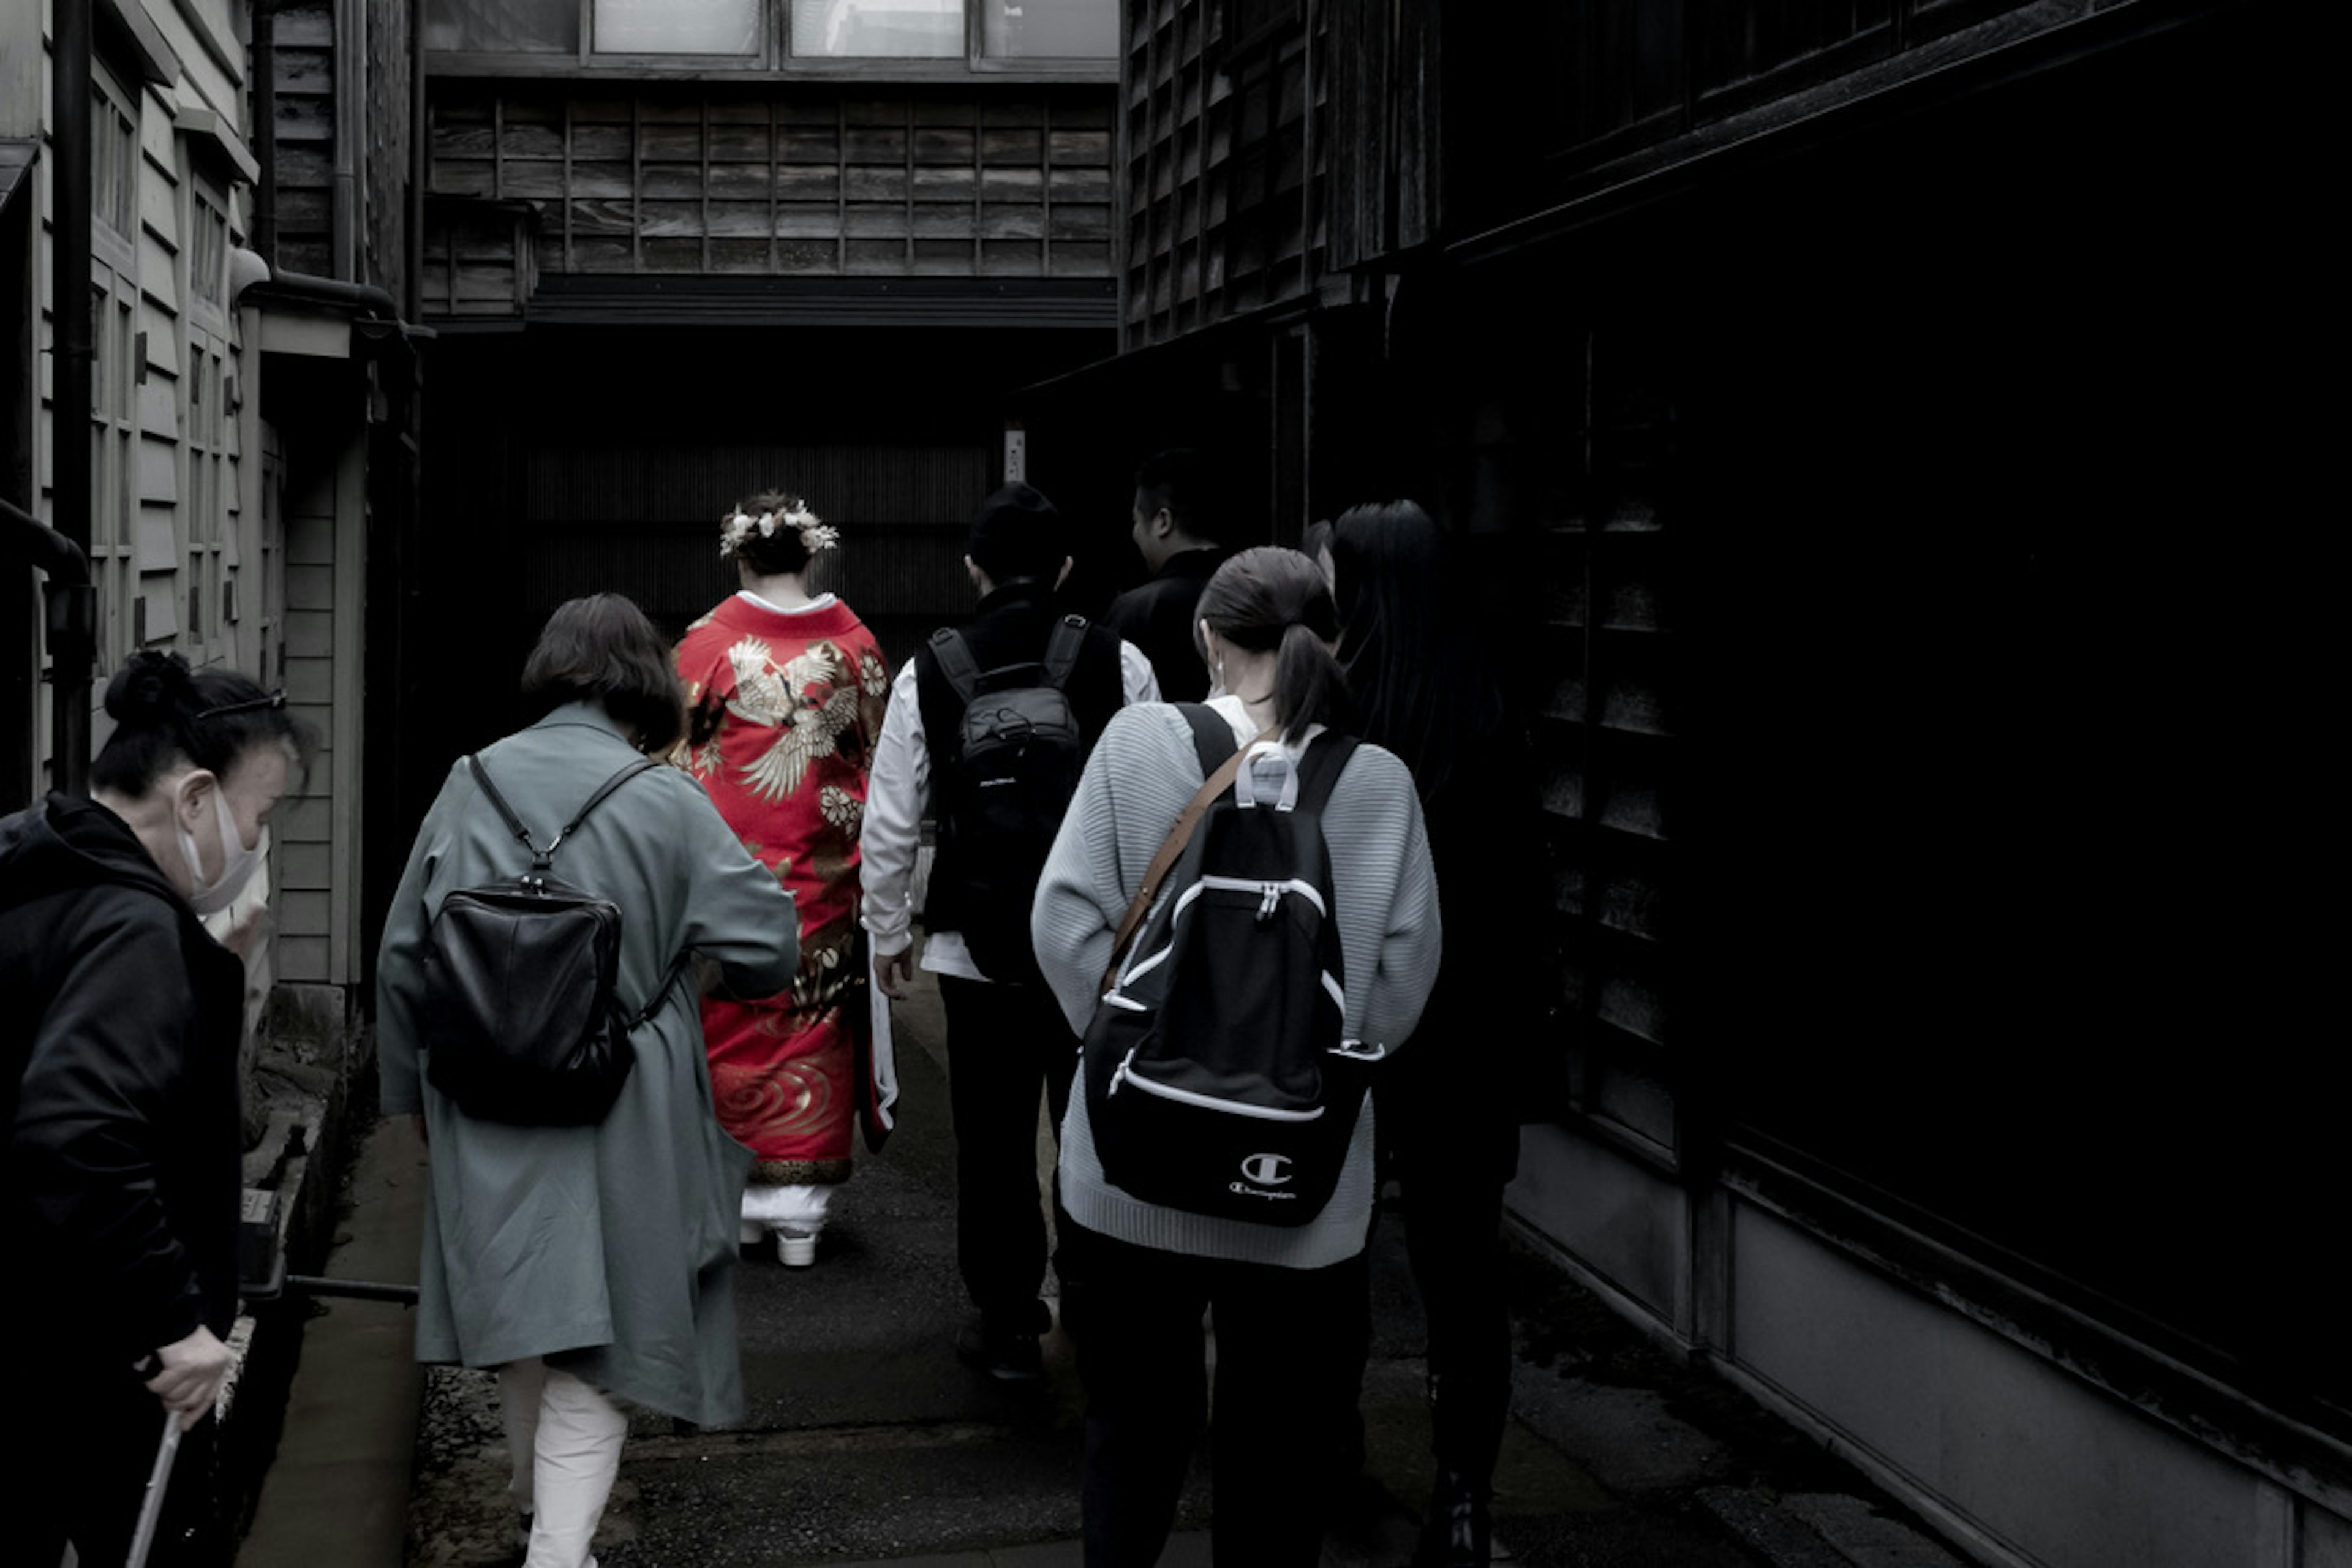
{"left": 1504, "top": 333, "right": 1682, "bottom": 1162}
{"left": 422, "top": 83, "right": 1115, "bottom": 315}
{"left": 1120, "top": 1, "right": 1327, "bottom": 349}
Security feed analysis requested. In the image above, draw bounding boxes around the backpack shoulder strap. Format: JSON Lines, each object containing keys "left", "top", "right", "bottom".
{"left": 929, "top": 626, "right": 982, "bottom": 704}
{"left": 1290, "top": 732, "right": 1363, "bottom": 820}
{"left": 1041, "top": 614, "right": 1090, "bottom": 692}
{"left": 1097, "top": 716, "right": 1265, "bottom": 996}
{"left": 548, "top": 757, "right": 663, "bottom": 858}
{"left": 1175, "top": 703, "right": 1236, "bottom": 775}
{"left": 464, "top": 754, "right": 546, "bottom": 863}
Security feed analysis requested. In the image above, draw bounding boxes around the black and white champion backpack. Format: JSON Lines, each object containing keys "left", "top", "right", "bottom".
{"left": 1080, "top": 706, "right": 1375, "bottom": 1226}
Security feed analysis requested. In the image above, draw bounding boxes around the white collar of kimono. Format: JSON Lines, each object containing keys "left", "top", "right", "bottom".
{"left": 736, "top": 589, "right": 839, "bottom": 617}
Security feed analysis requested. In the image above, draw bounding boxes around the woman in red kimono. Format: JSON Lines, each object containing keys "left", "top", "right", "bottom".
{"left": 676, "top": 489, "right": 892, "bottom": 1265}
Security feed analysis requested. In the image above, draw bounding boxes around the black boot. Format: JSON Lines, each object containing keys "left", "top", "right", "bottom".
{"left": 1415, "top": 1366, "right": 1503, "bottom": 1566}
{"left": 1414, "top": 1468, "right": 1491, "bottom": 1567}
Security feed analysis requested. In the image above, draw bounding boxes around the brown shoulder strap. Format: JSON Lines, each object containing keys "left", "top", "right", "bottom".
{"left": 1096, "top": 723, "right": 1275, "bottom": 995}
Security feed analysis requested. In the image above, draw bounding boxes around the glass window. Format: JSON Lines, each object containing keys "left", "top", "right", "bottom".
{"left": 424, "top": 0, "right": 581, "bottom": 53}
{"left": 596, "top": 0, "right": 761, "bottom": 53}
{"left": 91, "top": 88, "right": 137, "bottom": 239}
{"left": 791, "top": 0, "right": 962, "bottom": 58}
{"left": 190, "top": 192, "right": 230, "bottom": 309}
{"left": 982, "top": 0, "right": 1115, "bottom": 58}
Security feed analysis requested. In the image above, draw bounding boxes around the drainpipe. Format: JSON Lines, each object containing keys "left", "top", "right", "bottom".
{"left": 332, "top": 0, "right": 360, "bottom": 280}
{"left": 254, "top": 0, "right": 277, "bottom": 266}
{"left": 408, "top": 0, "right": 426, "bottom": 325}
{"left": 51, "top": 0, "right": 95, "bottom": 797}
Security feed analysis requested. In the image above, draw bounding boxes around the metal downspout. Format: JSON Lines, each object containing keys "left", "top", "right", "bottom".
{"left": 51, "top": 0, "right": 95, "bottom": 797}
{"left": 254, "top": 0, "right": 278, "bottom": 266}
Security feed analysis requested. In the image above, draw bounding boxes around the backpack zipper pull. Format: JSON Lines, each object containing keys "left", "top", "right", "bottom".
{"left": 1257, "top": 881, "right": 1281, "bottom": 922}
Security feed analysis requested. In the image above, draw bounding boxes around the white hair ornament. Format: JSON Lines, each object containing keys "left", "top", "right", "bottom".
{"left": 720, "top": 501, "right": 836, "bottom": 559}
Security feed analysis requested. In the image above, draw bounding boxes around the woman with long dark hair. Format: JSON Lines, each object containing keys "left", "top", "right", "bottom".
{"left": 1330, "top": 500, "right": 1542, "bottom": 1567}
{"left": 1032, "top": 546, "right": 1442, "bottom": 1566}
{"left": 377, "top": 594, "right": 801, "bottom": 1568}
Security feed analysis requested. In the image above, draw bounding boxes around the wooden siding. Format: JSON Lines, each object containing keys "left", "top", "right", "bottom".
{"left": 420, "top": 84, "right": 1116, "bottom": 318}
{"left": 275, "top": 491, "right": 334, "bottom": 983}
{"left": 269, "top": 1, "right": 338, "bottom": 279}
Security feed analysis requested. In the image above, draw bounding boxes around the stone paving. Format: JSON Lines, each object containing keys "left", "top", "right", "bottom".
{"left": 242, "top": 967, "right": 1970, "bottom": 1568}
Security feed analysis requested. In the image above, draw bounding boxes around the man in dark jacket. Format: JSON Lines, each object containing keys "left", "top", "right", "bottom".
{"left": 1102, "top": 449, "right": 1229, "bottom": 703}
{"left": 4, "top": 795, "right": 250, "bottom": 1562}
{"left": 860, "top": 483, "right": 1159, "bottom": 1378}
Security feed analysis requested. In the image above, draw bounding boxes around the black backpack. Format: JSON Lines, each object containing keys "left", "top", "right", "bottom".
{"left": 421, "top": 754, "right": 683, "bottom": 1127}
{"left": 1081, "top": 707, "right": 1373, "bottom": 1226}
{"left": 929, "top": 614, "right": 1092, "bottom": 983}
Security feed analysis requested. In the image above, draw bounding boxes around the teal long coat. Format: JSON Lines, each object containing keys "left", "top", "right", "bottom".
{"left": 377, "top": 703, "right": 798, "bottom": 1427}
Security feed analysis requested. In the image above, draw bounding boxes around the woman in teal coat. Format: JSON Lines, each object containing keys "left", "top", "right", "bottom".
{"left": 377, "top": 594, "right": 799, "bottom": 1568}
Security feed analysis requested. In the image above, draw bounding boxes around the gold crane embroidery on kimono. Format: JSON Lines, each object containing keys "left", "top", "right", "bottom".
{"left": 725, "top": 636, "right": 863, "bottom": 803}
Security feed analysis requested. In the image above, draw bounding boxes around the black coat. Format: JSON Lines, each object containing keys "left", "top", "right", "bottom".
{"left": 2, "top": 794, "right": 246, "bottom": 1364}
{"left": 1102, "top": 548, "right": 1224, "bottom": 704}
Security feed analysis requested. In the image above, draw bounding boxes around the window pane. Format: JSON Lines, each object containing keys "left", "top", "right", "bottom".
{"left": 792, "top": 0, "right": 963, "bottom": 58}
{"left": 596, "top": 0, "right": 761, "bottom": 53}
{"left": 983, "top": 0, "right": 1114, "bottom": 58}
{"left": 424, "top": 0, "right": 582, "bottom": 53}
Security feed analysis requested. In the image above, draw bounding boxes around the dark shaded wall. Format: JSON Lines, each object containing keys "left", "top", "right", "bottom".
{"left": 383, "top": 319, "right": 1112, "bottom": 956}
{"left": 1419, "top": 9, "right": 2331, "bottom": 1416}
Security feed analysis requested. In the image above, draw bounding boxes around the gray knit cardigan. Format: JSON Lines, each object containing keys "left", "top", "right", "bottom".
{"left": 1032, "top": 702, "right": 1443, "bottom": 1269}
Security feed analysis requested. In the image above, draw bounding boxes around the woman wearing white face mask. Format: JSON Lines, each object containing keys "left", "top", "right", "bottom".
{"left": 2, "top": 649, "right": 307, "bottom": 1566}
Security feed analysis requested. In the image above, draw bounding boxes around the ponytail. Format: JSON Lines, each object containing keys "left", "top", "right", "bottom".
{"left": 1197, "top": 546, "right": 1354, "bottom": 744}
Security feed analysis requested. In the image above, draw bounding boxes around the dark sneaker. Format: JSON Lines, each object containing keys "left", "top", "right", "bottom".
{"left": 955, "top": 1317, "right": 1044, "bottom": 1381}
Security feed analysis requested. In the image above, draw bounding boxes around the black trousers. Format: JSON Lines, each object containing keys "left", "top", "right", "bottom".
{"left": 938, "top": 973, "right": 1079, "bottom": 1337}
{"left": 1066, "top": 1223, "right": 1368, "bottom": 1567}
{"left": 20, "top": 1360, "right": 216, "bottom": 1567}
{"left": 1381, "top": 1064, "right": 1517, "bottom": 1490}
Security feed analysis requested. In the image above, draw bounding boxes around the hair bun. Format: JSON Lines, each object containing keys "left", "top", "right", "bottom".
{"left": 105, "top": 649, "right": 196, "bottom": 723}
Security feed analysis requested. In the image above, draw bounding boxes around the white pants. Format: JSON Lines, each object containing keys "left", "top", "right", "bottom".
{"left": 498, "top": 1359, "right": 626, "bottom": 1568}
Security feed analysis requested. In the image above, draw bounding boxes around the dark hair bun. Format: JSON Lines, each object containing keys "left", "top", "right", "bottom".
{"left": 105, "top": 650, "right": 197, "bottom": 723}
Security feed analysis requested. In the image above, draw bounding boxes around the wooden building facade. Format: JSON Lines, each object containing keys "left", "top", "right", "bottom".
{"left": 1030, "top": 2, "right": 2341, "bottom": 1564}
{"left": 396, "top": 0, "right": 1126, "bottom": 888}
{"left": 4, "top": 0, "right": 424, "bottom": 1050}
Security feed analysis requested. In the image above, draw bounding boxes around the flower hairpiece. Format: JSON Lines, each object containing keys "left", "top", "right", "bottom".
{"left": 721, "top": 500, "right": 835, "bottom": 559}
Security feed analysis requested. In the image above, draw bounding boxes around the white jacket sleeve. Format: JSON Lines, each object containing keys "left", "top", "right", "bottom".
{"left": 858, "top": 657, "right": 927, "bottom": 958}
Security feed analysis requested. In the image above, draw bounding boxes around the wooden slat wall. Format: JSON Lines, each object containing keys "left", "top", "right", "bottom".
{"left": 513, "top": 437, "right": 992, "bottom": 662}
{"left": 1120, "top": 0, "right": 1328, "bottom": 349}
{"left": 420, "top": 83, "right": 1114, "bottom": 314}
{"left": 1551, "top": 0, "right": 2049, "bottom": 164}
{"left": 276, "top": 482, "right": 338, "bottom": 984}
{"left": 270, "top": 1, "right": 337, "bottom": 278}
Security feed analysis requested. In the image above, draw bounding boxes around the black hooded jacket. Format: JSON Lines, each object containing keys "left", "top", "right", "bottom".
{"left": 2, "top": 794, "right": 246, "bottom": 1363}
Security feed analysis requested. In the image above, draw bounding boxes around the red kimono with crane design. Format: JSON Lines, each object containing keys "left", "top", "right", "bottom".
{"left": 676, "top": 593, "right": 891, "bottom": 1180}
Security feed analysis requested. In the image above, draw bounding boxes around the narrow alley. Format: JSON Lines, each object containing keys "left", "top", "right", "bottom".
{"left": 244, "top": 969, "right": 1968, "bottom": 1568}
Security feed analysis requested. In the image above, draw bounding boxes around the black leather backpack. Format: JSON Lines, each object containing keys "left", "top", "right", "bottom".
{"left": 421, "top": 754, "right": 682, "bottom": 1126}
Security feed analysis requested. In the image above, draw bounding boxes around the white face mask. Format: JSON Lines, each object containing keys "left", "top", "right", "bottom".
{"left": 177, "top": 783, "right": 267, "bottom": 916}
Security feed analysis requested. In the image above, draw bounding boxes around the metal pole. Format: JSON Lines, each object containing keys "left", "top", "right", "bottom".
{"left": 51, "top": 0, "right": 96, "bottom": 798}
{"left": 255, "top": 0, "right": 279, "bottom": 266}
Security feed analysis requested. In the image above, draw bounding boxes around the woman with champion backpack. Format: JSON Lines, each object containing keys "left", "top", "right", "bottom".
{"left": 1032, "top": 546, "right": 1442, "bottom": 1566}
{"left": 377, "top": 594, "right": 800, "bottom": 1568}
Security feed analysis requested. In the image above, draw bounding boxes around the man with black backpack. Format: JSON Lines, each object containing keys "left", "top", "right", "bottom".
{"left": 861, "top": 482, "right": 1159, "bottom": 1379}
